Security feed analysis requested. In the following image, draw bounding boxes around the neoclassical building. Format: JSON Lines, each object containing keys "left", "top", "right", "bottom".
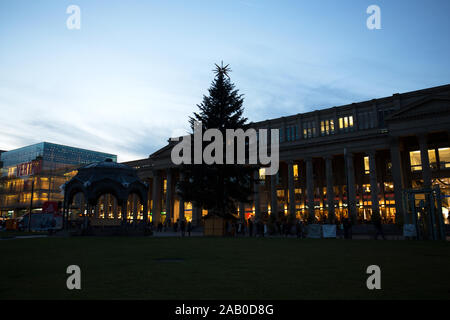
{"left": 121, "top": 84, "right": 450, "bottom": 227}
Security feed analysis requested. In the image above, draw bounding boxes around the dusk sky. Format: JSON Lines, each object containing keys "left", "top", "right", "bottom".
{"left": 1, "top": 0, "right": 449, "bottom": 162}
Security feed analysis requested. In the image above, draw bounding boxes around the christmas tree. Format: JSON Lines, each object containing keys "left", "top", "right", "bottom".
{"left": 176, "top": 63, "right": 255, "bottom": 218}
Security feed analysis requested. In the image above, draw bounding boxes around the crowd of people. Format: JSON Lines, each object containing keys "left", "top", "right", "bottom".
{"left": 223, "top": 217, "right": 358, "bottom": 239}
{"left": 150, "top": 218, "right": 193, "bottom": 237}
{"left": 146, "top": 215, "right": 372, "bottom": 239}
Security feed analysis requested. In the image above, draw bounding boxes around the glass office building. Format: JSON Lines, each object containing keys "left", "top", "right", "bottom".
{"left": 0, "top": 142, "right": 117, "bottom": 218}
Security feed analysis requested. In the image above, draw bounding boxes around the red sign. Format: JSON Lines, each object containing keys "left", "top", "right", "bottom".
{"left": 43, "top": 201, "right": 59, "bottom": 214}
{"left": 16, "top": 159, "right": 42, "bottom": 177}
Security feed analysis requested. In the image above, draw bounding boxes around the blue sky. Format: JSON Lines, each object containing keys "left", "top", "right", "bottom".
{"left": 1, "top": 0, "right": 449, "bottom": 161}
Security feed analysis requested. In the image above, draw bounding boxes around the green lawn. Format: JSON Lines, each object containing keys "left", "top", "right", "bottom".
{"left": 1, "top": 237, "right": 449, "bottom": 300}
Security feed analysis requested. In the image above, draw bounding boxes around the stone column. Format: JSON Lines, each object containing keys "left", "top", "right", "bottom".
{"left": 142, "top": 194, "right": 148, "bottom": 223}
{"left": 325, "top": 155, "right": 335, "bottom": 222}
{"left": 333, "top": 107, "right": 338, "bottom": 134}
{"left": 121, "top": 200, "right": 127, "bottom": 225}
{"left": 368, "top": 150, "right": 380, "bottom": 221}
{"left": 151, "top": 171, "right": 161, "bottom": 224}
{"left": 133, "top": 194, "right": 138, "bottom": 221}
{"left": 165, "top": 169, "right": 173, "bottom": 221}
{"left": 178, "top": 172, "right": 185, "bottom": 221}
{"left": 270, "top": 173, "right": 278, "bottom": 219}
{"left": 287, "top": 160, "right": 296, "bottom": 219}
{"left": 113, "top": 197, "right": 118, "bottom": 220}
{"left": 306, "top": 157, "right": 315, "bottom": 222}
{"left": 418, "top": 133, "right": 432, "bottom": 189}
{"left": 253, "top": 170, "right": 261, "bottom": 222}
{"left": 297, "top": 115, "right": 303, "bottom": 140}
{"left": 192, "top": 202, "right": 201, "bottom": 227}
{"left": 372, "top": 100, "right": 379, "bottom": 128}
{"left": 390, "top": 137, "right": 405, "bottom": 223}
{"left": 94, "top": 200, "right": 99, "bottom": 219}
{"left": 345, "top": 151, "right": 357, "bottom": 223}
{"left": 314, "top": 111, "right": 320, "bottom": 137}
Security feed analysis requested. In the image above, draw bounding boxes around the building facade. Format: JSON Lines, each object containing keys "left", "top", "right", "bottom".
{"left": 121, "top": 84, "right": 450, "bottom": 228}
{"left": 0, "top": 142, "right": 117, "bottom": 218}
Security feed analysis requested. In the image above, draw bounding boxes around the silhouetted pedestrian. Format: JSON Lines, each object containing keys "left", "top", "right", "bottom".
{"left": 248, "top": 219, "right": 253, "bottom": 237}
{"left": 296, "top": 220, "right": 303, "bottom": 238}
{"left": 187, "top": 221, "right": 192, "bottom": 236}
{"left": 180, "top": 219, "right": 186, "bottom": 237}
{"left": 284, "top": 221, "right": 290, "bottom": 237}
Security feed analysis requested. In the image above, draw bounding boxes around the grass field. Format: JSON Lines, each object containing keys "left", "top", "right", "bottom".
{"left": 1, "top": 236, "right": 449, "bottom": 300}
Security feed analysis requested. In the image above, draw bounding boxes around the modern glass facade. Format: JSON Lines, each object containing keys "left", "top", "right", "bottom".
{"left": 1, "top": 142, "right": 117, "bottom": 175}
{"left": 0, "top": 142, "right": 117, "bottom": 218}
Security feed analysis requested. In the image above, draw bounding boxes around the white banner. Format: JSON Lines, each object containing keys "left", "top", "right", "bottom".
{"left": 322, "top": 224, "right": 337, "bottom": 238}
{"left": 22, "top": 213, "right": 63, "bottom": 231}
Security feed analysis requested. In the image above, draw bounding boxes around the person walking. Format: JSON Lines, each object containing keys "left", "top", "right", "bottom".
{"left": 248, "top": 219, "right": 253, "bottom": 237}
{"left": 180, "top": 219, "right": 186, "bottom": 237}
{"left": 256, "top": 220, "right": 262, "bottom": 237}
{"left": 296, "top": 220, "right": 303, "bottom": 238}
{"left": 373, "top": 217, "right": 385, "bottom": 240}
{"left": 284, "top": 221, "right": 290, "bottom": 238}
{"left": 187, "top": 221, "right": 192, "bottom": 236}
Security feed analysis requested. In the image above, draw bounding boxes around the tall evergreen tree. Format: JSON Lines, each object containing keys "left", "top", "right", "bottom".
{"left": 176, "top": 63, "right": 255, "bottom": 218}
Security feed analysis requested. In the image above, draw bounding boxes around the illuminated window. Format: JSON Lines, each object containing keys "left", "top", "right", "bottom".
{"left": 384, "top": 182, "right": 394, "bottom": 193}
{"left": 259, "top": 168, "right": 266, "bottom": 180}
{"left": 410, "top": 151, "right": 422, "bottom": 171}
{"left": 163, "top": 179, "right": 167, "bottom": 193}
{"left": 364, "top": 156, "right": 370, "bottom": 174}
{"left": 439, "top": 148, "right": 450, "bottom": 169}
{"left": 293, "top": 164, "right": 299, "bottom": 178}
{"left": 320, "top": 119, "right": 335, "bottom": 136}
{"left": 303, "top": 121, "right": 316, "bottom": 139}
{"left": 277, "top": 190, "right": 285, "bottom": 197}
{"left": 338, "top": 115, "right": 354, "bottom": 131}
{"left": 409, "top": 150, "right": 436, "bottom": 172}
{"left": 429, "top": 149, "right": 437, "bottom": 169}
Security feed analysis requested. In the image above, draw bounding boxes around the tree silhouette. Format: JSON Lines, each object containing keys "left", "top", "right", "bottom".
{"left": 177, "top": 63, "right": 255, "bottom": 218}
